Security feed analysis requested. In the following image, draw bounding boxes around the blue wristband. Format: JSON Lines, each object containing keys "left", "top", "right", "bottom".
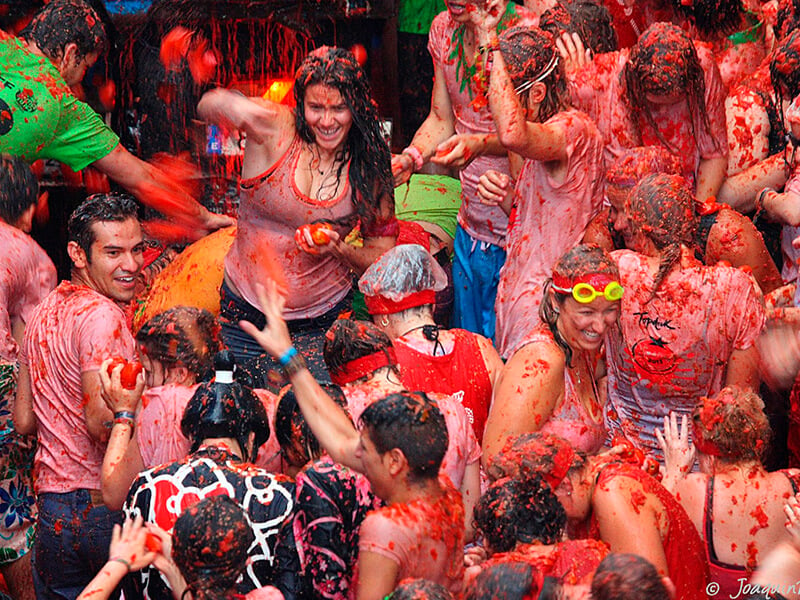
{"left": 278, "top": 346, "right": 298, "bottom": 366}
{"left": 113, "top": 410, "right": 136, "bottom": 421}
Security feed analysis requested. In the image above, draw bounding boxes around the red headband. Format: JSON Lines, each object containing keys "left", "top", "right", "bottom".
{"left": 552, "top": 272, "right": 616, "bottom": 292}
{"left": 364, "top": 290, "right": 436, "bottom": 315}
{"left": 329, "top": 348, "right": 397, "bottom": 386}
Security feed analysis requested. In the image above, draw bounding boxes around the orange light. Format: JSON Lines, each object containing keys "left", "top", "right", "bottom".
{"left": 263, "top": 79, "right": 294, "bottom": 105}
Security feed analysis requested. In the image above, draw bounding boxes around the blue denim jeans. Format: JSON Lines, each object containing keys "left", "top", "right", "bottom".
{"left": 219, "top": 280, "right": 346, "bottom": 391}
{"left": 32, "top": 491, "right": 122, "bottom": 600}
{"left": 452, "top": 225, "right": 506, "bottom": 343}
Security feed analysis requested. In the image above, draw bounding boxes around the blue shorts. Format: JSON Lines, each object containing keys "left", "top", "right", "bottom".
{"left": 452, "top": 225, "right": 505, "bottom": 342}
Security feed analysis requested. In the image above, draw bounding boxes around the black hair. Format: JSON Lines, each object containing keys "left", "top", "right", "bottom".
{"left": 771, "top": 28, "right": 800, "bottom": 139}
{"left": 172, "top": 495, "right": 254, "bottom": 600}
{"left": 19, "top": 0, "right": 108, "bottom": 61}
{"left": 358, "top": 391, "right": 448, "bottom": 484}
{"left": 539, "top": 0, "right": 618, "bottom": 54}
{"left": 389, "top": 579, "right": 454, "bottom": 600}
{"left": 671, "top": 0, "right": 744, "bottom": 37}
{"left": 464, "top": 562, "right": 562, "bottom": 600}
{"left": 135, "top": 306, "right": 221, "bottom": 381}
{"left": 591, "top": 553, "right": 671, "bottom": 600}
{"left": 275, "top": 383, "right": 348, "bottom": 465}
{"left": 293, "top": 46, "right": 394, "bottom": 232}
{"left": 777, "top": 0, "right": 800, "bottom": 41}
{"left": 181, "top": 351, "right": 270, "bottom": 462}
{"left": 67, "top": 192, "right": 139, "bottom": 259}
{"left": 0, "top": 155, "right": 38, "bottom": 224}
{"left": 473, "top": 474, "right": 566, "bottom": 553}
{"left": 323, "top": 319, "right": 398, "bottom": 378}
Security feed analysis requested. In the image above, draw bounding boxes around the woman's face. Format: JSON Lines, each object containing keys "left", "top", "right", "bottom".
{"left": 139, "top": 348, "right": 165, "bottom": 388}
{"left": 555, "top": 293, "right": 620, "bottom": 353}
{"left": 303, "top": 83, "right": 353, "bottom": 155}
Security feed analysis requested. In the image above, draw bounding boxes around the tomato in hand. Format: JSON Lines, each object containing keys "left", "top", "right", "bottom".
{"left": 145, "top": 532, "right": 163, "bottom": 553}
{"left": 120, "top": 362, "right": 143, "bottom": 390}
{"left": 106, "top": 358, "right": 142, "bottom": 390}
{"left": 308, "top": 223, "right": 331, "bottom": 245}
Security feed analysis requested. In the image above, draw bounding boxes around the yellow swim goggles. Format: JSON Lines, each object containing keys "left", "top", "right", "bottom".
{"left": 552, "top": 280, "right": 624, "bottom": 304}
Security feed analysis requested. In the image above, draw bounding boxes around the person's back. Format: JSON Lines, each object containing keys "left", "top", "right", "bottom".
{"left": 124, "top": 353, "right": 295, "bottom": 599}
{"left": 125, "top": 445, "right": 295, "bottom": 598}
{"left": 358, "top": 476, "right": 464, "bottom": 595}
{"left": 0, "top": 220, "right": 56, "bottom": 363}
{"left": 395, "top": 327, "right": 497, "bottom": 443}
{"left": 660, "top": 387, "right": 800, "bottom": 597}
{"left": 0, "top": 155, "right": 56, "bottom": 600}
{"left": 606, "top": 249, "right": 764, "bottom": 459}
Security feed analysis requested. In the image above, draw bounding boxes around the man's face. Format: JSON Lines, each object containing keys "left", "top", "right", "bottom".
{"left": 355, "top": 430, "right": 392, "bottom": 500}
{"left": 61, "top": 50, "right": 99, "bottom": 87}
{"left": 74, "top": 218, "right": 144, "bottom": 303}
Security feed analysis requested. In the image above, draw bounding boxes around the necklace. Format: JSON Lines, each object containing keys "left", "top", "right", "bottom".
{"left": 306, "top": 144, "right": 342, "bottom": 202}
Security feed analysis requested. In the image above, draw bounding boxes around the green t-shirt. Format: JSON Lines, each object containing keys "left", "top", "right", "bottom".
{"left": 394, "top": 173, "right": 461, "bottom": 239}
{"left": 398, "top": 0, "right": 447, "bottom": 34}
{"left": 0, "top": 37, "right": 119, "bottom": 171}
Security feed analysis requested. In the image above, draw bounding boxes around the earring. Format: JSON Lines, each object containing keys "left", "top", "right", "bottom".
{"left": 380, "top": 316, "right": 389, "bottom": 328}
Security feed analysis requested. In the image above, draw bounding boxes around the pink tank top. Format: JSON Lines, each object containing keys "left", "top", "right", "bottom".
{"left": 225, "top": 136, "right": 356, "bottom": 320}
{"left": 524, "top": 328, "right": 606, "bottom": 454}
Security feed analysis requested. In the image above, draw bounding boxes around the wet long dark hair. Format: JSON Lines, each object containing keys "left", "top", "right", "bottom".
{"left": 294, "top": 46, "right": 393, "bottom": 230}
{"left": 624, "top": 23, "right": 718, "bottom": 155}
{"left": 539, "top": 244, "right": 620, "bottom": 367}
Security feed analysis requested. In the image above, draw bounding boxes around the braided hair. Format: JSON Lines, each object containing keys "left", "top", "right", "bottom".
{"left": 626, "top": 173, "right": 698, "bottom": 294}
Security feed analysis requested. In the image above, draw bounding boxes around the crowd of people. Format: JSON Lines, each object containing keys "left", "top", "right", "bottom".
{"left": 9, "top": 0, "right": 800, "bottom": 598}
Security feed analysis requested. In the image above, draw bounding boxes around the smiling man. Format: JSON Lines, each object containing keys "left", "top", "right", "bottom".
{"left": 14, "top": 193, "right": 144, "bottom": 600}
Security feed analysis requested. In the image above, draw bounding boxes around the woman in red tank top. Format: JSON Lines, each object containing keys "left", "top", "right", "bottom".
{"left": 197, "top": 47, "right": 399, "bottom": 388}
{"left": 358, "top": 244, "right": 502, "bottom": 443}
